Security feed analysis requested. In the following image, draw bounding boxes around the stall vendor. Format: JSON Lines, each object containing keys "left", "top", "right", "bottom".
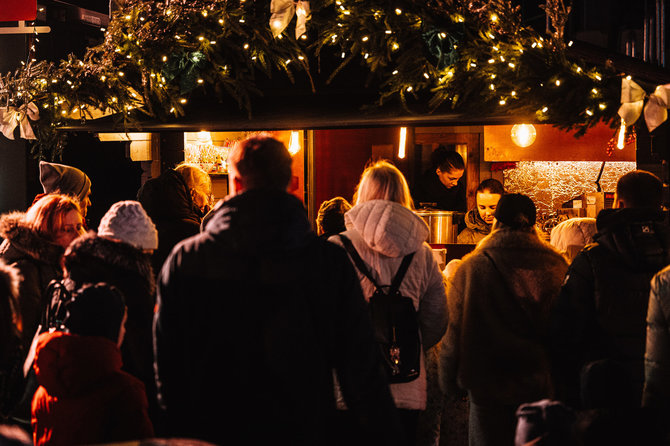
{"left": 412, "top": 146, "right": 467, "bottom": 212}
{"left": 457, "top": 178, "right": 504, "bottom": 244}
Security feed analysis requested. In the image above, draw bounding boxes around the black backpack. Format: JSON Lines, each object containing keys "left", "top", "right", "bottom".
{"left": 338, "top": 235, "right": 421, "bottom": 383}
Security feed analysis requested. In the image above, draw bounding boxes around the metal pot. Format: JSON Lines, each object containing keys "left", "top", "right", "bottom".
{"left": 415, "top": 209, "right": 462, "bottom": 244}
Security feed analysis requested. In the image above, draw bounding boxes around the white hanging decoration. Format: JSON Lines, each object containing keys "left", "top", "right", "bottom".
{"left": 269, "top": 0, "right": 311, "bottom": 39}
{"left": 617, "top": 77, "right": 645, "bottom": 126}
{"left": 295, "top": 1, "right": 311, "bottom": 39}
{"left": 0, "top": 102, "right": 39, "bottom": 140}
{"left": 643, "top": 84, "right": 670, "bottom": 132}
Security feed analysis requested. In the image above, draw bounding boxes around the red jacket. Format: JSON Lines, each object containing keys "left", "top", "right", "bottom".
{"left": 32, "top": 331, "right": 154, "bottom": 446}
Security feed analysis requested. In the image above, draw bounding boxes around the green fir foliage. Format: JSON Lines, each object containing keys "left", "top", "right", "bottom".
{"left": 0, "top": 0, "right": 629, "bottom": 159}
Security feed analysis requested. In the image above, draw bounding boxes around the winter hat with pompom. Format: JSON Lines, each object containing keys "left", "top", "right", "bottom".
{"left": 98, "top": 201, "right": 158, "bottom": 250}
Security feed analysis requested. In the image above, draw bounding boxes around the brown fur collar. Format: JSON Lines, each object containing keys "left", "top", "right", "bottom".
{"left": 64, "top": 232, "right": 155, "bottom": 295}
{"left": 0, "top": 211, "right": 64, "bottom": 265}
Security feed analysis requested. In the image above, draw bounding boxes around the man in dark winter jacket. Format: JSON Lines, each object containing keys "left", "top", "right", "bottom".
{"left": 154, "top": 135, "right": 399, "bottom": 446}
{"left": 550, "top": 170, "right": 670, "bottom": 409}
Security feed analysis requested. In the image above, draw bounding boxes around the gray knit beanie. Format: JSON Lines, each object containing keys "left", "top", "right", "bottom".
{"left": 98, "top": 201, "right": 158, "bottom": 250}
{"left": 39, "top": 161, "right": 91, "bottom": 202}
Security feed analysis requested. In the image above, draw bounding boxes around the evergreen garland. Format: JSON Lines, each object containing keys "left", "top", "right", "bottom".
{"left": 0, "top": 0, "right": 637, "bottom": 159}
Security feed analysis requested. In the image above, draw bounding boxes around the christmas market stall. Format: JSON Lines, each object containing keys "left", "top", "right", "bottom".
{"left": 2, "top": 0, "right": 670, "bottom": 232}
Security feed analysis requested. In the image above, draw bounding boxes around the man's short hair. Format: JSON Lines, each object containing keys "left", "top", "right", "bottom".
{"left": 477, "top": 178, "right": 504, "bottom": 196}
{"left": 229, "top": 134, "right": 292, "bottom": 191}
{"left": 616, "top": 170, "right": 662, "bottom": 209}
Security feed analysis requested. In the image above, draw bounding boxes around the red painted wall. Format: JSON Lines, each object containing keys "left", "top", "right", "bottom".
{"left": 314, "top": 128, "right": 398, "bottom": 211}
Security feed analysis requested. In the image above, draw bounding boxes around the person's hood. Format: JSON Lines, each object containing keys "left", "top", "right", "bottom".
{"left": 64, "top": 232, "right": 155, "bottom": 295}
{"left": 205, "top": 189, "right": 314, "bottom": 254}
{"left": 33, "top": 331, "right": 123, "bottom": 398}
{"left": 594, "top": 208, "right": 670, "bottom": 270}
{"left": 474, "top": 228, "right": 568, "bottom": 310}
{"left": 463, "top": 209, "right": 491, "bottom": 234}
{"left": 549, "top": 217, "right": 597, "bottom": 253}
{"left": 137, "top": 169, "right": 199, "bottom": 224}
{"left": 0, "top": 212, "right": 64, "bottom": 265}
{"left": 345, "top": 200, "right": 429, "bottom": 257}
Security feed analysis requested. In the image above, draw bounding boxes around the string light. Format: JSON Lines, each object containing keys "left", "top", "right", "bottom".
{"left": 398, "top": 127, "right": 407, "bottom": 159}
{"left": 617, "top": 118, "right": 626, "bottom": 149}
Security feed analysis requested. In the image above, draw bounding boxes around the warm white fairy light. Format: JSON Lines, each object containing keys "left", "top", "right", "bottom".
{"left": 398, "top": 127, "right": 407, "bottom": 159}
{"left": 617, "top": 118, "right": 626, "bottom": 149}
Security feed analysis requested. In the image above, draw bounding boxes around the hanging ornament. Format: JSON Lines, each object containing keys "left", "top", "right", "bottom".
{"left": 269, "top": 0, "right": 310, "bottom": 39}
{"left": 617, "top": 77, "right": 645, "bottom": 126}
{"left": 294, "top": 1, "right": 310, "bottom": 39}
{"left": 0, "top": 102, "right": 39, "bottom": 140}
{"left": 643, "top": 84, "right": 670, "bottom": 132}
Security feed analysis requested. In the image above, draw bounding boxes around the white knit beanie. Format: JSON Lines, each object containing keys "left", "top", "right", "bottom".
{"left": 98, "top": 201, "right": 158, "bottom": 250}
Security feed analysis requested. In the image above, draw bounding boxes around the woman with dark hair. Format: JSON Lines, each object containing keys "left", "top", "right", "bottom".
{"left": 439, "top": 194, "right": 568, "bottom": 446}
{"left": 457, "top": 179, "right": 504, "bottom": 244}
{"left": 412, "top": 146, "right": 466, "bottom": 211}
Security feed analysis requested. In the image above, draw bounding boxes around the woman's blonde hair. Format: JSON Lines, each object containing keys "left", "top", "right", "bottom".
{"left": 353, "top": 160, "right": 414, "bottom": 209}
{"left": 24, "top": 194, "right": 82, "bottom": 242}
{"left": 175, "top": 163, "right": 212, "bottom": 195}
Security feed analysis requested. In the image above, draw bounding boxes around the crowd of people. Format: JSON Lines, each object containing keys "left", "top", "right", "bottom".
{"left": 0, "top": 138, "right": 669, "bottom": 446}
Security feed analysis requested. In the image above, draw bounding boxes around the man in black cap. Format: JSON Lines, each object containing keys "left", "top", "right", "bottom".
{"left": 550, "top": 170, "right": 670, "bottom": 410}
{"left": 439, "top": 193, "right": 568, "bottom": 446}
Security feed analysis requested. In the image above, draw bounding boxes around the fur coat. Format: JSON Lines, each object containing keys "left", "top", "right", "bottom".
{"left": 0, "top": 212, "right": 64, "bottom": 349}
{"left": 439, "top": 227, "right": 568, "bottom": 406}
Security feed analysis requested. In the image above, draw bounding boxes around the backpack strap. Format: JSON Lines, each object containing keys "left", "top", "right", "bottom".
{"left": 389, "top": 252, "right": 415, "bottom": 295}
{"left": 338, "top": 234, "right": 415, "bottom": 293}
{"left": 338, "top": 234, "right": 381, "bottom": 289}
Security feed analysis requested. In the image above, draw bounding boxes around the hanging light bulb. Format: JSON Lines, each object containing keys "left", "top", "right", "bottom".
{"left": 289, "top": 131, "right": 301, "bottom": 155}
{"left": 617, "top": 118, "right": 626, "bottom": 150}
{"left": 510, "top": 124, "right": 536, "bottom": 147}
{"left": 398, "top": 127, "right": 407, "bottom": 159}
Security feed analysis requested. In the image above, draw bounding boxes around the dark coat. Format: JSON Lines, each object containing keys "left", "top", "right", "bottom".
{"left": 412, "top": 169, "right": 467, "bottom": 212}
{"left": 137, "top": 169, "right": 202, "bottom": 273}
{"left": 32, "top": 331, "right": 153, "bottom": 445}
{"left": 0, "top": 212, "right": 63, "bottom": 349}
{"left": 439, "top": 228, "right": 568, "bottom": 406}
{"left": 550, "top": 208, "right": 670, "bottom": 408}
{"left": 63, "top": 233, "right": 157, "bottom": 420}
{"left": 154, "top": 189, "right": 399, "bottom": 446}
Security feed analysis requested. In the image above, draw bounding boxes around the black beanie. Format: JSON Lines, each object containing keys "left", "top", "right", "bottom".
{"left": 64, "top": 283, "right": 126, "bottom": 342}
{"left": 494, "top": 193, "right": 536, "bottom": 229}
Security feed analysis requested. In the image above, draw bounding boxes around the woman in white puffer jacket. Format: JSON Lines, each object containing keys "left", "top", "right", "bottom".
{"left": 329, "top": 160, "right": 448, "bottom": 445}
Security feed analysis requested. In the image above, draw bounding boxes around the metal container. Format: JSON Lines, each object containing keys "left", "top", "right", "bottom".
{"left": 415, "top": 209, "right": 462, "bottom": 244}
